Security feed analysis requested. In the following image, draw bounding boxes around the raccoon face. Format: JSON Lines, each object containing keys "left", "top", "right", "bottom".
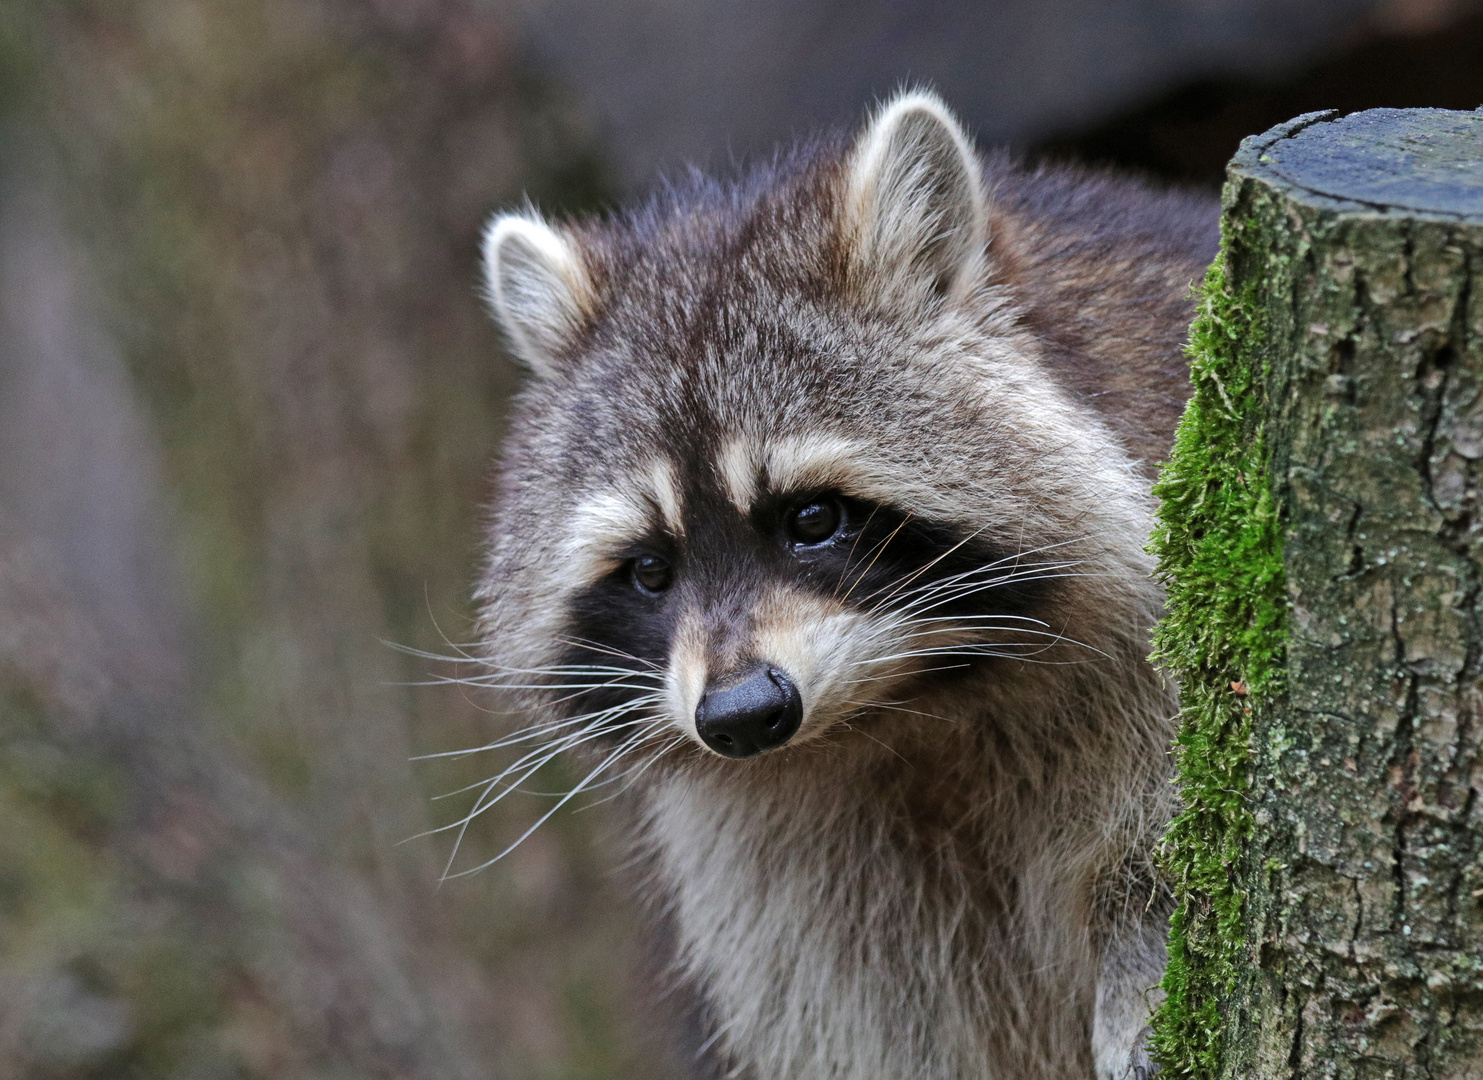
{"left": 556, "top": 464, "right": 1051, "bottom": 759}
{"left": 478, "top": 92, "right": 1151, "bottom": 764}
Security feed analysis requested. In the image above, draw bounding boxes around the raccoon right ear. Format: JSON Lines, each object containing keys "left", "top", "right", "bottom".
{"left": 482, "top": 212, "right": 595, "bottom": 379}
{"left": 841, "top": 90, "right": 988, "bottom": 305}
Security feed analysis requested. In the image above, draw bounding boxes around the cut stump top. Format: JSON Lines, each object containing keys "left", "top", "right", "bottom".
{"left": 1231, "top": 107, "right": 1483, "bottom": 221}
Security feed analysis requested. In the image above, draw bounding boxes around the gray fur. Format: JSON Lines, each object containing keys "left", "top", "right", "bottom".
{"left": 475, "top": 90, "right": 1215, "bottom": 1079}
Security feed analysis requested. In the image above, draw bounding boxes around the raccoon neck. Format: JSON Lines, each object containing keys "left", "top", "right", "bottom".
{"left": 636, "top": 653, "right": 1174, "bottom": 1080}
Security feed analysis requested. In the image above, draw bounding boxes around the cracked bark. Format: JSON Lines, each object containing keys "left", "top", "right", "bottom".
{"left": 1212, "top": 109, "right": 1483, "bottom": 1080}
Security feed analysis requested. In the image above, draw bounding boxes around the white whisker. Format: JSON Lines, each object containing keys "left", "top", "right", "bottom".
{"left": 413, "top": 693, "right": 664, "bottom": 760}
{"left": 843, "top": 699, "right": 957, "bottom": 724}
{"left": 577, "top": 733, "right": 691, "bottom": 810}
{"left": 856, "top": 522, "right": 991, "bottom": 605}
{"left": 444, "top": 718, "right": 671, "bottom": 878}
{"left": 424, "top": 701, "right": 662, "bottom": 813}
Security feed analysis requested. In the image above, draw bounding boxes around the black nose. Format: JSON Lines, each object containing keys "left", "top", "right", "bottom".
{"left": 694, "top": 664, "right": 803, "bottom": 759}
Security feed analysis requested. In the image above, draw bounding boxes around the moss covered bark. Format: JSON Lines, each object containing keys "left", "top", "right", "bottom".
{"left": 1152, "top": 109, "right": 1483, "bottom": 1080}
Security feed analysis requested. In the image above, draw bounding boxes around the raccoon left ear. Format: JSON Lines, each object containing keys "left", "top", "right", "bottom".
{"left": 841, "top": 90, "right": 988, "bottom": 305}
{"left": 482, "top": 211, "right": 595, "bottom": 379}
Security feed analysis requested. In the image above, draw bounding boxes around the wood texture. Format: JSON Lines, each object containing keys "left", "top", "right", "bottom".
{"left": 1157, "top": 107, "right": 1483, "bottom": 1080}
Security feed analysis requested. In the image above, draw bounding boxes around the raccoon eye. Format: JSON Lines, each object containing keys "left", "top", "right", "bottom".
{"left": 631, "top": 554, "right": 673, "bottom": 594}
{"left": 786, "top": 496, "right": 844, "bottom": 546}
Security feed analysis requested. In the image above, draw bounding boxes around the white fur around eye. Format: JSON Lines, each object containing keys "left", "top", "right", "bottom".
{"left": 482, "top": 212, "right": 594, "bottom": 379}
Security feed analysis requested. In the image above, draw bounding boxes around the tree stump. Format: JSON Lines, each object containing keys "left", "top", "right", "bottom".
{"left": 1152, "top": 108, "right": 1483, "bottom": 1080}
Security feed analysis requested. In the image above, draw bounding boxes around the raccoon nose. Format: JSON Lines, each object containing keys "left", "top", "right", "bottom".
{"left": 694, "top": 664, "right": 803, "bottom": 759}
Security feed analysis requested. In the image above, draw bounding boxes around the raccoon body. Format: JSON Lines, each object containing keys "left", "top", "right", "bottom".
{"left": 476, "top": 91, "right": 1216, "bottom": 1080}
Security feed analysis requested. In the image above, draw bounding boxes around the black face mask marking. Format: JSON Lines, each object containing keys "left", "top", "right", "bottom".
{"left": 753, "top": 491, "right": 1048, "bottom": 623}
{"left": 555, "top": 485, "right": 1056, "bottom": 740}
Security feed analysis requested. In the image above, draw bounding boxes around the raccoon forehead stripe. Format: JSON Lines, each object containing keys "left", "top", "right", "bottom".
{"left": 718, "top": 432, "right": 972, "bottom": 521}
{"left": 763, "top": 433, "right": 876, "bottom": 498}
{"left": 715, "top": 436, "right": 760, "bottom": 511}
{"left": 716, "top": 432, "right": 873, "bottom": 512}
{"left": 646, "top": 457, "right": 685, "bottom": 536}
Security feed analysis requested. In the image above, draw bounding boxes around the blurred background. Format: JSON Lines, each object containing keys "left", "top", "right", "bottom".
{"left": 0, "top": 1, "right": 1478, "bottom": 1077}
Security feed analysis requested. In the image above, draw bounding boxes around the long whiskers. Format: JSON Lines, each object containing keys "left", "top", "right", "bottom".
{"left": 558, "top": 636, "right": 666, "bottom": 672}
{"left": 840, "top": 539, "right": 1112, "bottom": 706}
{"left": 858, "top": 521, "right": 993, "bottom": 607}
{"left": 857, "top": 535, "right": 1087, "bottom": 608}
{"left": 403, "top": 650, "right": 688, "bottom": 878}
{"left": 422, "top": 700, "right": 663, "bottom": 823}
{"left": 434, "top": 712, "right": 667, "bottom": 880}
{"left": 442, "top": 716, "right": 677, "bottom": 879}
{"left": 837, "top": 512, "right": 914, "bottom": 603}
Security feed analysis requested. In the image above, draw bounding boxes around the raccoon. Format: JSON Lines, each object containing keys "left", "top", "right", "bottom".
{"left": 474, "top": 90, "right": 1216, "bottom": 1080}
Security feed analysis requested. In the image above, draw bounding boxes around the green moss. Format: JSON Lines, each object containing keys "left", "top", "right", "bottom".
{"left": 1148, "top": 246, "right": 1288, "bottom": 1080}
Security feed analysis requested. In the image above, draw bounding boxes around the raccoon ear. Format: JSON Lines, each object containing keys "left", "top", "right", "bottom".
{"left": 482, "top": 212, "right": 594, "bottom": 378}
{"left": 841, "top": 90, "right": 988, "bottom": 304}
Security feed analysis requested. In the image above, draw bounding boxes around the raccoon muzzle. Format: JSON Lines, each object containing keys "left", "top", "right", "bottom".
{"left": 693, "top": 663, "right": 803, "bottom": 758}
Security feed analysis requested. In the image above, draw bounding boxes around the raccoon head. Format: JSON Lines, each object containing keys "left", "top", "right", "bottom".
{"left": 476, "top": 90, "right": 1155, "bottom": 769}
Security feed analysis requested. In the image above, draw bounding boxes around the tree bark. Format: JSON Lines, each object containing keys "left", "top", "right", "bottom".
{"left": 1153, "top": 108, "right": 1483, "bottom": 1080}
